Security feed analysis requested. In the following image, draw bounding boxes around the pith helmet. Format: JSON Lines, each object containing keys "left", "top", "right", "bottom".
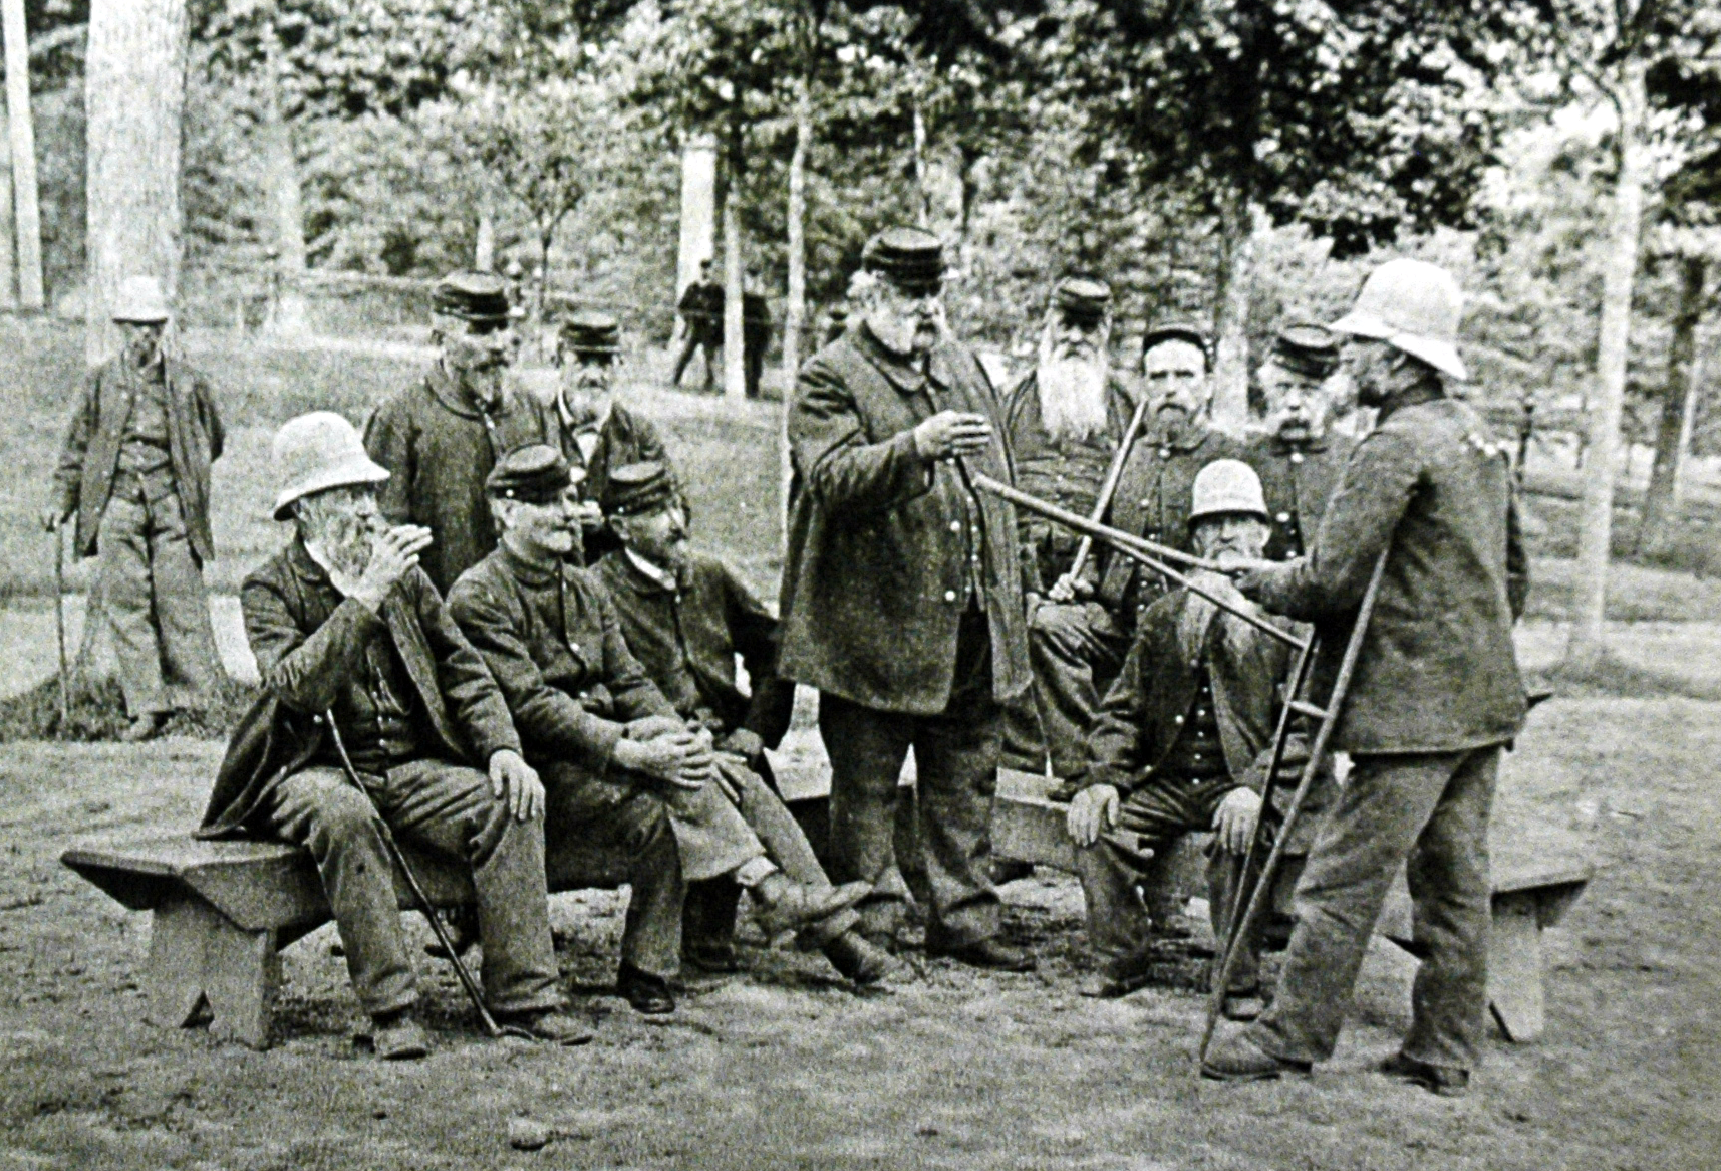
{"left": 1189, "top": 459, "right": 1268, "bottom": 524}
{"left": 271, "top": 412, "right": 390, "bottom": 520}
{"left": 1331, "top": 258, "right": 1467, "bottom": 381}
{"left": 112, "top": 276, "right": 171, "bottom": 323}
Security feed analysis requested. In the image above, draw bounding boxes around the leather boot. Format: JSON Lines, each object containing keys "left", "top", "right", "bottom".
{"left": 751, "top": 874, "right": 871, "bottom": 940}
{"left": 822, "top": 931, "right": 898, "bottom": 986}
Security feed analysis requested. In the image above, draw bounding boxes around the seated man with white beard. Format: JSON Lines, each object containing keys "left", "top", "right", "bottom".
{"left": 1063, "top": 461, "right": 1297, "bottom": 1009}
{"left": 1000, "top": 276, "right": 1140, "bottom": 777}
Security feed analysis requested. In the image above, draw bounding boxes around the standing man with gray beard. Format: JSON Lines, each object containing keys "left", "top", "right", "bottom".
{"left": 781, "top": 227, "right": 1035, "bottom": 970}
{"left": 1000, "top": 276, "right": 1141, "bottom": 777}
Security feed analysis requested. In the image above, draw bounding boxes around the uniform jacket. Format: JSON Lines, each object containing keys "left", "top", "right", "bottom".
{"left": 780, "top": 325, "right": 1031, "bottom": 714}
{"left": 1238, "top": 389, "right": 1528, "bottom": 754}
{"left": 593, "top": 549, "right": 795, "bottom": 747}
{"left": 52, "top": 357, "right": 224, "bottom": 563}
{"left": 1082, "top": 588, "right": 1293, "bottom": 801}
{"left": 549, "top": 398, "right": 674, "bottom": 518}
{"left": 1242, "top": 430, "right": 1357, "bottom": 562}
{"left": 447, "top": 545, "right": 677, "bottom": 772}
{"left": 198, "top": 540, "right": 521, "bottom": 839}
{"left": 364, "top": 366, "right": 550, "bottom": 593}
{"left": 678, "top": 281, "right": 725, "bottom": 343}
{"left": 1098, "top": 418, "right": 1240, "bottom": 621}
{"left": 1002, "top": 369, "right": 1141, "bottom": 593}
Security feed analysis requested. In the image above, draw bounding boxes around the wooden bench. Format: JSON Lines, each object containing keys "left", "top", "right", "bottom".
{"left": 62, "top": 834, "right": 628, "bottom": 1050}
{"left": 991, "top": 768, "right": 1594, "bottom": 1042}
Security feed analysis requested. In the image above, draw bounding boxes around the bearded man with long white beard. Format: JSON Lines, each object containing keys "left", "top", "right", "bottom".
{"left": 1000, "top": 277, "right": 1138, "bottom": 776}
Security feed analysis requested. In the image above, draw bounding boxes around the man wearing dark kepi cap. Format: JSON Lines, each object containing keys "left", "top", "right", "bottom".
{"left": 548, "top": 309, "right": 675, "bottom": 563}
{"left": 999, "top": 275, "right": 1143, "bottom": 776}
{"left": 1242, "top": 322, "right": 1355, "bottom": 563}
{"left": 364, "top": 270, "right": 548, "bottom": 593}
{"left": 450, "top": 446, "right": 874, "bottom": 1011}
{"left": 781, "top": 225, "right": 1036, "bottom": 971}
{"left": 672, "top": 258, "right": 725, "bottom": 392}
{"left": 593, "top": 460, "right": 896, "bottom": 985}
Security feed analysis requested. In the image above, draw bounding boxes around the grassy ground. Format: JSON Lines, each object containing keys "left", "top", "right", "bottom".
{"left": 1, "top": 694, "right": 1716, "bottom": 1169}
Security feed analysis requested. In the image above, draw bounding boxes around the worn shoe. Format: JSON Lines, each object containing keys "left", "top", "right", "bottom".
{"left": 1077, "top": 962, "right": 1154, "bottom": 999}
{"left": 615, "top": 961, "right": 676, "bottom": 1015}
{"left": 494, "top": 1008, "right": 594, "bottom": 1046}
{"left": 1380, "top": 1052, "right": 1470, "bottom": 1097}
{"left": 823, "top": 931, "right": 899, "bottom": 987}
{"left": 927, "top": 936, "right": 1037, "bottom": 973}
{"left": 751, "top": 876, "right": 871, "bottom": 939}
{"left": 120, "top": 713, "right": 164, "bottom": 743}
{"left": 368, "top": 1011, "right": 429, "bottom": 1061}
{"left": 1200, "top": 1027, "right": 1310, "bottom": 1082}
{"left": 682, "top": 940, "right": 744, "bottom": 974}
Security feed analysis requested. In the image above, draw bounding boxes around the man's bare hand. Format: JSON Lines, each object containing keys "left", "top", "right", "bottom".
{"left": 1066, "top": 783, "right": 1121, "bottom": 849}
{"left": 625, "top": 715, "right": 685, "bottom": 741}
{"left": 912, "top": 411, "right": 991, "bottom": 461}
{"left": 489, "top": 749, "right": 544, "bottom": 822}
{"left": 614, "top": 729, "right": 712, "bottom": 790}
{"left": 1212, "top": 787, "right": 1262, "bottom": 855}
{"left": 351, "top": 524, "right": 434, "bottom": 610}
{"left": 1047, "top": 570, "right": 1095, "bottom": 605}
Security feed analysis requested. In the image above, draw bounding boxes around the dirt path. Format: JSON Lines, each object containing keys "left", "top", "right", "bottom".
{"left": 1, "top": 697, "right": 1717, "bottom": 1169}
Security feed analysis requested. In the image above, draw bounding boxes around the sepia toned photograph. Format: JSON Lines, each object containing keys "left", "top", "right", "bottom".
{"left": 0, "top": 1, "right": 1714, "bottom": 1167}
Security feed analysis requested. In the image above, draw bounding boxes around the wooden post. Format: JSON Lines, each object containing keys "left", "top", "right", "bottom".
{"left": 84, "top": 0, "right": 189, "bottom": 365}
{"left": 0, "top": 91, "right": 16, "bottom": 309}
{"left": 260, "top": 15, "right": 306, "bottom": 335}
{"left": 2, "top": 0, "right": 43, "bottom": 310}
{"left": 677, "top": 137, "right": 716, "bottom": 301}
{"left": 722, "top": 165, "right": 746, "bottom": 400}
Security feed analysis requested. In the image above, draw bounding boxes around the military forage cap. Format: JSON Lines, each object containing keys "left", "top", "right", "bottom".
{"left": 604, "top": 461, "right": 676, "bottom": 518}
{"left": 1141, "top": 319, "right": 1212, "bottom": 369}
{"left": 560, "top": 310, "right": 622, "bottom": 358}
{"left": 433, "top": 270, "right": 513, "bottom": 323}
{"left": 486, "top": 444, "right": 577, "bottom": 505}
{"left": 1053, "top": 276, "right": 1112, "bottom": 325}
{"left": 861, "top": 226, "right": 946, "bottom": 295}
{"left": 1272, "top": 322, "right": 1340, "bottom": 380}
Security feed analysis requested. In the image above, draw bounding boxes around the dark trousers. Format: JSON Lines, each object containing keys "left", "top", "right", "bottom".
{"left": 818, "top": 610, "right": 1003, "bottom": 948}
{"left": 673, "top": 332, "right": 720, "bottom": 389}
{"left": 270, "top": 759, "right": 563, "bottom": 1018}
{"left": 1249, "top": 745, "right": 1500, "bottom": 1071}
{"left": 1026, "top": 600, "right": 1129, "bottom": 779}
{"left": 541, "top": 762, "right": 688, "bottom": 981}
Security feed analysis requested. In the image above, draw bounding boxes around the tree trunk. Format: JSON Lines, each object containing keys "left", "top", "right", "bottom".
{"left": 85, "top": 0, "right": 188, "bottom": 364}
{"left": 260, "top": 18, "right": 307, "bottom": 336}
{"left": 782, "top": 70, "right": 810, "bottom": 547}
{"left": 911, "top": 96, "right": 930, "bottom": 228}
{"left": 1565, "top": 60, "right": 1650, "bottom": 669}
{"left": 676, "top": 134, "right": 716, "bottom": 346}
{"left": 722, "top": 146, "right": 746, "bottom": 400}
{"left": 474, "top": 196, "right": 495, "bottom": 271}
{"left": 1210, "top": 186, "right": 1255, "bottom": 431}
{"left": 0, "top": 91, "right": 16, "bottom": 309}
{"left": 1633, "top": 253, "right": 1706, "bottom": 556}
{"left": 3, "top": 0, "right": 43, "bottom": 310}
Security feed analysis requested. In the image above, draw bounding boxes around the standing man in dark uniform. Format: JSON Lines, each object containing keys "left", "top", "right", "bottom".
{"left": 742, "top": 269, "right": 772, "bottom": 399}
{"left": 1244, "top": 323, "right": 1352, "bottom": 563}
{"left": 1000, "top": 276, "right": 1139, "bottom": 776}
{"left": 1203, "top": 259, "right": 1528, "bottom": 1097}
{"left": 672, "top": 259, "right": 725, "bottom": 392}
{"left": 46, "top": 276, "right": 226, "bottom": 740}
{"left": 781, "top": 226, "right": 1035, "bottom": 971}
{"left": 364, "top": 270, "right": 547, "bottom": 594}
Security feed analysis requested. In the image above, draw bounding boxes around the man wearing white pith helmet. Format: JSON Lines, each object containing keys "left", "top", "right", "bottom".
{"left": 1203, "top": 258, "right": 1528, "bottom": 1097}
{"left": 1064, "top": 459, "right": 1303, "bottom": 1006}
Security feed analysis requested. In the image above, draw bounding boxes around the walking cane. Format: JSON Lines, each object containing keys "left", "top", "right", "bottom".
{"left": 1196, "top": 551, "right": 1389, "bottom": 1065}
{"left": 321, "top": 711, "right": 536, "bottom": 1042}
{"left": 1059, "top": 392, "right": 1153, "bottom": 591}
{"left": 53, "top": 525, "right": 70, "bottom": 728}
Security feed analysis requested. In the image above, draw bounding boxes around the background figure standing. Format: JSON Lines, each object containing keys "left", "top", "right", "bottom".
{"left": 673, "top": 259, "right": 725, "bottom": 392}
{"left": 781, "top": 227, "right": 1035, "bottom": 971}
{"left": 363, "top": 270, "right": 547, "bottom": 594}
{"left": 742, "top": 269, "right": 771, "bottom": 398}
{"left": 46, "top": 276, "right": 225, "bottom": 741}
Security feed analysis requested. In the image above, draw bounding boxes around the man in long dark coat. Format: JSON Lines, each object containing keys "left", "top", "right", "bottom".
{"left": 1243, "top": 323, "right": 1354, "bottom": 563}
{"left": 780, "top": 226, "right": 1035, "bottom": 970}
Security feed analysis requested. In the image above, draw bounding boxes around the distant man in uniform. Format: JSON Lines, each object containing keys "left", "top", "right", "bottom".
{"left": 1000, "top": 276, "right": 1140, "bottom": 776}
{"left": 449, "top": 447, "right": 871, "bottom": 1012}
{"left": 593, "top": 460, "right": 895, "bottom": 985}
{"left": 364, "top": 270, "right": 547, "bottom": 594}
{"left": 781, "top": 226, "right": 1036, "bottom": 971}
{"left": 547, "top": 310, "right": 674, "bottom": 562}
{"left": 743, "top": 269, "right": 772, "bottom": 399}
{"left": 1065, "top": 461, "right": 1300, "bottom": 1010}
{"left": 1204, "top": 259, "right": 1528, "bottom": 1098}
{"left": 673, "top": 259, "right": 725, "bottom": 392}
{"left": 46, "top": 276, "right": 225, "bottom": 741}
{"left": 200, "top": 413, "right": 588, "bottom": 1058}
{"left": 1243, "top": 323, "right": 1352, "bottom": 563}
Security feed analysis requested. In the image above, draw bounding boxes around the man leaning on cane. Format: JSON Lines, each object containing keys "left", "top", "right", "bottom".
{"left": 1201, "top": 259, "right": 1528, "bottom": 1097}
{"left": 198, "top": 413, "right": 588, "bottom": 1058}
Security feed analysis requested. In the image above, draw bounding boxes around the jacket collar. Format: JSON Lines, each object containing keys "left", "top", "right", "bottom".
{"left": 423, "top": 362, "right": 513, "bottom": 422}
{"left": 622, "top": 549, "right": 679, "bottom": 594}
{"left": 286, "top": 536, "right": 335, "bottom": 590}
{"left": 1373, "top": 374, "right": 1445, "bottom": 425}
{"left": 854, "top": 323, "right": 931, "bottom": 396}
{"left": 494, "top": 540, "right": 572, "bottom": 590}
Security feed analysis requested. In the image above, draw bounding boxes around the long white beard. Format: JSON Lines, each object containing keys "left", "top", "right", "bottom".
{"left": 1036, "top": 339, "right": 1109, "bottom": 442}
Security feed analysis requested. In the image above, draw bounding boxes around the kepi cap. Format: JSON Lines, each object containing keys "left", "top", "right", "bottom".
{"left": 862, "top": 227, "right": 945, "bottom": 295}
{"left": 1141, "top": 319, "right": 1212, "bottom": 370}
{"left": 560, "top": 310, "right": 622, "bottom": 360}
{"left": 433, "top": 270, "right": 513, "bottom": 323}
{"left": 603, "top": 461, "right": 677, "bottom": 518}
{"left": 485, "top": 444, "right": 579, "bottom": 505}
{"left": 1270, "top": 322, "right": 1339, "bottom": 380}
{"left": 271, "top": 412, "right": 390, "bottom": 521}
{"left": 112, "top": 276, "right": 171, "bottom": 323}
{"left": 1052, "top": 276, "right": 1112, "bottom": 326}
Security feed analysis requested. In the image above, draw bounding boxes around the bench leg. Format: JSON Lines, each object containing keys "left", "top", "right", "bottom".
{"left": 146, "top": 893, "right": 280, "bottom": 1050}
{"left": 1487, "top": 893, "right": 1545, "bottom": 1042}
